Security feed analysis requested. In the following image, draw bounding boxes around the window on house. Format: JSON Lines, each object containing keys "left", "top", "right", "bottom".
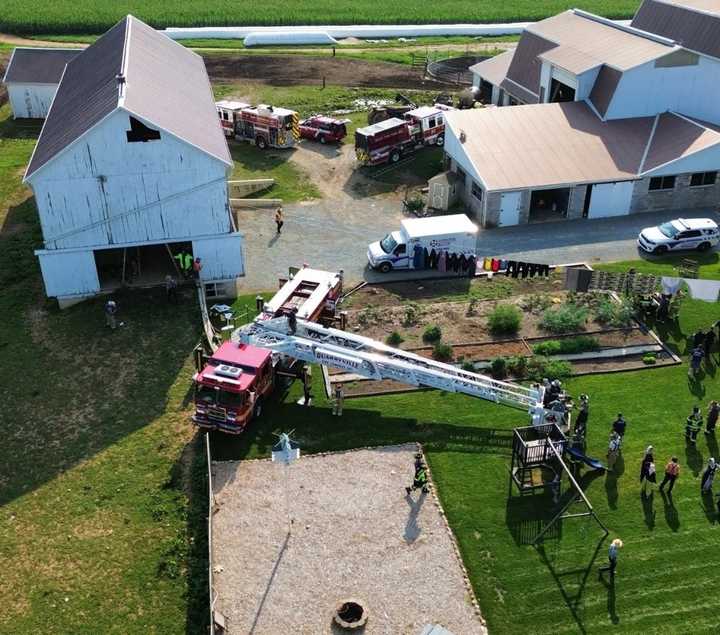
{"left": 690, "top": 171, "right": 717, "bottom": 187}
{"left": 471, "top": 181, "right": 483, "bottom": 201}
{"left": 126, "top": 116, "right": 161, "bottom": 143}
{"left": 648, "top": 176, "right": 676, "bottom": 191}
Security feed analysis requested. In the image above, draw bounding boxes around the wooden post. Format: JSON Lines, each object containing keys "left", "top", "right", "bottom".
{"left": 121, "top": 247, "right": 127, "bottom": 285}
{"left": 322, "top": 76, "right": 326, "bottom": 89}
{"left": 165, "top": 243, "right": 181, "bottom": 276}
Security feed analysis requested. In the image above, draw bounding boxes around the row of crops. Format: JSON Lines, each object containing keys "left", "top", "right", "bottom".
{"left": 1, "top": 1, "right": 640, "bottom": 35}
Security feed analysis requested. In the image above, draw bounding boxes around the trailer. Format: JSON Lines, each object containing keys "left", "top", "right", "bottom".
{"left": 355, "top": 105, "right": 450, "bottom": 166}
{"left": 215, "top": 101, "right": 300, "bottom": 149}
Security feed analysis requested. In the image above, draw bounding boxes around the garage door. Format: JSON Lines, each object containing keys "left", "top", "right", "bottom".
{"left": 587, "top": 181, "right": 634, "bottom": 219}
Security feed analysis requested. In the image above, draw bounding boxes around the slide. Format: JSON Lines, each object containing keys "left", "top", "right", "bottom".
{"left": 566, "top": 446, "right": 606, "bottom": 471}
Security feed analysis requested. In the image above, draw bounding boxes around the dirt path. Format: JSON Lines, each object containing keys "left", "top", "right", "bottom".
{"left": 0, "top": 33, "right": 88, "bottom": 48}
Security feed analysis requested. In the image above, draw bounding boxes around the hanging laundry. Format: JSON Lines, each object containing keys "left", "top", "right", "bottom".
{"left": 528, "top": 263, "right": 538, "bottom": 277}
{"left": 453, "top": 253, "right": 461, "bottom": 273}
{"left": 538, "top": 264, "right": 550, "bottom": 277}
{"left": 661, "top": 276, "right": 684, "bottom": 296}
{"left": 467, "top": 255, "right": 477, "bottom": 277}
{"left": 447, "top": 253, "right": 456, "bottom": 272}
{"left": 460, "top": 254, "right": 469, "bottom": 272}
{"left": 429, "top": 248, "right": 438, "bottom": 269}
{"left": 505, "top": 260, "right": 518, "bottom": 277}
{"left": 499, "top": 259, "right": 508, "bottom": 271}
{"left": 438, "top": 251, "right": 447, "bottom": 273}
{"left": 684, "top": 279, "right": 720, "bottom": 302}
{"left": 519, "top": 262, "right": 529, "bottom": 279}
{"left": 481, "top": 257, "right": 490, "bottom": 271}
{"left": 491, "top": 258, "right": 500, "bottom": 272}
{"left": 423, "top": 247, "right": 430, "bottom": 269}
{"left": 412, "top": 244, "right": 423, "bottom": 269}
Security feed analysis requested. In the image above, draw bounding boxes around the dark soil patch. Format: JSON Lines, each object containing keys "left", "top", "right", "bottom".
{"left": 203, "top": 53, "right": 454, "bottom": 89}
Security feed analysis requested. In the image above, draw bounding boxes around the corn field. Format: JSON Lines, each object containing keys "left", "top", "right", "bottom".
{"left": 0, "top": 1, "right": 641, "bottom": 35}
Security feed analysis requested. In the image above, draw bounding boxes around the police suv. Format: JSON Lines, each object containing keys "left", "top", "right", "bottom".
{"left": 637, "top": 218, "right": 720, "bottom": 254}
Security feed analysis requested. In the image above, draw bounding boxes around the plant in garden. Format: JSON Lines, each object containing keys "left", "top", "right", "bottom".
{"left": 422, "top": 324, "right": 442, "bottom": 343}
{"left": 532, "top": 336, "right": 600, "bottom": 356}
{"left": 539, "top": 304, "right": 588, "bottom": 334}
{"left": 506, "top": 355, "right": 527, "bottom": 378}
{"left": 357, "top": 306, "right": 380, "bottom": 327}
{"left": 432, "top": 342, "right": 453, "bottom": 362}
{"left": 386, "top": 331, "right": 404, "bottom": 346}
{"left": 487, "top": 304, "right": 522, "bottom": 335}
{"left": 520, "top": 293, "right": 553, "bottom": 315}
{"left": 461, "top": 361, "right": 476, "bottom": 372}
{"left": 466, "top": 297, "right": 479, "bottom": 317}
{"left": 525, "top": 356, "right": 572, "bottom": 381}
{"left": 490, "top": 357, "right": 507, "bottom": 378}
{"left": 401, "top": 303, "right": 422, "bottom": 327}
{"left": 593, "top": 298, "right": 635, "bottom": 327}
{"left": 643, "top": 353, "right": 657, "bottom": 365}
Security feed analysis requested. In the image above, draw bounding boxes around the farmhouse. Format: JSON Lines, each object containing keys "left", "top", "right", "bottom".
{"left": 24, "top": 15, "right": 243, "bottom": 305}
{"left": 2, "top": 48, "right": 81, "bottom": 119}
{"left": 447, "top": 0, "right": 720, "bottom": 227}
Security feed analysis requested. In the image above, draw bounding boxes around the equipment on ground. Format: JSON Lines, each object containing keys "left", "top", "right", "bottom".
{"left": 367, "top": 213, "right": 478, "bottom": 273}
{"left": 299, "top": 115, "right": 350, "bottom": 144}
{"left": 367, "top": 93, "right": 418, "bottom": 125}
{"left": 355, "top": 105, "right": 451, "bottom": 166}
{"left": 216, "top": 100, "right": 300, "bottom": 149}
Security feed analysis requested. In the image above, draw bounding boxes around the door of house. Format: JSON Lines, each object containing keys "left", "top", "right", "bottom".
{"left": 498, "top": 191, "right": 521, "bottom": 226}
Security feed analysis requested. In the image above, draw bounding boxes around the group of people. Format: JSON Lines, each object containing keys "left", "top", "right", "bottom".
{"left": 684, "top": 400, "right": 719, "bottom": 444}
{"left": 688, "top": 322, "right": 720, "bottom": 378}
{"left": 173, "top": 251, "right": 203, "bottom": 281}
{"left": 605, "top": 414, "right": 627, "bottom": 471}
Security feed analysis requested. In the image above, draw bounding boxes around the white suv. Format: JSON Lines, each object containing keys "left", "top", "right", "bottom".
{"left": 637, "top": 218, "right": 719, "bottom": 254}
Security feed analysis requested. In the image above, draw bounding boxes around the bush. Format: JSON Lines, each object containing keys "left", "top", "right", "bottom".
{"left": 525, "top": 356, "right": 573, "bottom": 382}
{"left": 487, "top": 304, "right": 522, "bottom": 335}
{"left": 401, "top": 303, "right": 422, "bottom": 327}
{"left": 490, "top": 356, "right": 507, "bottom": 378}
{"left": 643, "top": 353, "right": 657, "bottom": 365}
{"left": 532, "top": 336, "right": 600, "bottom": 356}
{"left": 539, "top": 304, "right": 588, "bottom": 334}
{"left": 506, "top": 355, "right": 527, "bottom": 378}
{"left": 466, "top": 297, "right": 479, "bottom": 317}
{"left": 520, "top": 294, "right": 553, "bottom": 315}
{"left": 386, "top": 331, "right": 404, "bottom": 346}
{"left": 593, "top": 298, "right": 635, "bottom": 327}
{"left": 357, "top": 306, "right": 379, "bottom": 327}
{"left": 422, "top": 324, "right": 442, "bottom": 343}
{"left": 432, "top": 342, "right": 453, "bottom": 362}
{"left": 461, "top": 361, "right": 476, "bottom": 371}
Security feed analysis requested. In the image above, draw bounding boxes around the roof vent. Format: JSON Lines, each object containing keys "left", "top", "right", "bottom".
{"left": 115, "top": 73, "right": 126, "bottom": 85}
{"left": 215, "top": 364, "right": 242, "bottom": 379}
{"left": 459, "top": 130, "right": 467, "bottom": 143}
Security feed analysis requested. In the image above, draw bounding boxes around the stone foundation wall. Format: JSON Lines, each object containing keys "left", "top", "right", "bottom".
{"left": 630, "top": 173, "right": 720, "bottom": 214}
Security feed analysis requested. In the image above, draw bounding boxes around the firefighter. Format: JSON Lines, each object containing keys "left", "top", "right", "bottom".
{"left": 406, "top": 456, "right": 429, "bottom": 495}
{"left": 287, "top": 307, "right": 298, "bottom": 335}
{"left": 332, "top": 383, "right": 344, "bottom": 416}
{"left": 174, "top": 251, "right": 193, "bottom": 278}
{"left": 302, "top": 365, "right": 312, "bottom": 406}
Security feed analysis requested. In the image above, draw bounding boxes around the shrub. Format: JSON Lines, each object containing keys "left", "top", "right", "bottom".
{"left": 466, "top": 297, "right": 479, "bottom": 317}
{"left": 525, "top": 356, "right": 573, "bottom": 382}
{"left": 506, "top": 355, "right": 528, "bottom": 378}
{"left": 643, "top": 353, "right": 657, "bottom": 365}
{"left": 422, "top": 324, "right": 442, "bottom": 343}
{"left": 487, "top": 304, "right": 522, "bottom": 335}
{"left": 386, "top": 331, "right": 404, "bottom": 346}
{"left": 520, "top": 294, "right": 553, "bottom": 315}
{"left": 532, "top": 336, "right": 600, "bottom": 356}
{"left": 539, "top": 304, "right": 588, "bottom": 334}
{"left": 461, "top": 361, "right": 476, "bottom": 371}
{"left": 490, "top": 356, "right": 507, "bottom": 378}
{"left": 357, "top": 306, "right": 379, "bottom": 327}
{"left": 401, "top": 303, "right": 422, "bottom": 327}
{"left": 432, "top": 342, "right": 453, "bottom": 362}
{"left": 594, "top": 298, "right": 635, "bottom": 328}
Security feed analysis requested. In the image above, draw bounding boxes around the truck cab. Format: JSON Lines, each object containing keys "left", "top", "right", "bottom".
{"left": 193, "top": 342, "right": 273, "bottom": 434}
{"left": 367, "top": 231, "right": 410, "bottom": 272}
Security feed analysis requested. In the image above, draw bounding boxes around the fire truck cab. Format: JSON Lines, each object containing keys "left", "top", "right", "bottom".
{"left": 299, "top": 115, "right": 351, "bottom": 144}
{"left": 404, "top": 106, "right": 447, "bottom": 147}
{"left": 192, "top": 266, "right": 343, "bottom": 434}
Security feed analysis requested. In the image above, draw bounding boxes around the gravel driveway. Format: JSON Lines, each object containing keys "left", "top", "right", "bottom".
{"left": 237, "top": 202, "right": 720, "bottom": 291}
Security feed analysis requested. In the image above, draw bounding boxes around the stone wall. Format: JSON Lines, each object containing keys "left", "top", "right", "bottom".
{"left": 630, "top": 173, "right": 720, "bottom": 214}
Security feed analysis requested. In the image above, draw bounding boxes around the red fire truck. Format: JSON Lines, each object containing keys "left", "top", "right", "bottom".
{"left": 355, "top": 105, "right": 450, "bottom": 166}
{"left": 299, "top": 115, "right": 351, "bottom": 144}
{"left": 192, "top": 267, "right": 343, "bottom": 433}
{"left": 216, "top": 101, "right": 300, "bottom": 149}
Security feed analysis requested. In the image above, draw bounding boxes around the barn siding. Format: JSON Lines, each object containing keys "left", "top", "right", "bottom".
{"left": 8, "top": 84, "right": 59, "bottom": 119}
{"left": 28, "top": 109, "right": 232, "bottom": 250}
{"left": 192, "top": 233, "right": 245, "bottom": 281}
{"left": 36, "top": 249, "right": 99, "bottom": 297}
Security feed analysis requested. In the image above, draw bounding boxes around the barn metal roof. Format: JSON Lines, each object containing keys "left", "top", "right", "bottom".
{"left": 2, "top": 48, "right": 81, "bottom": 85}
{"left": 632, "top": 0, "right": 720, "bottom": 59}
{"left": 588, "top": 65, "right": 622, "bottom": 118}
{"left": 444, "top": 102, "right": 720, "bottom": 191}
{"left": 469, "top": 50, "right": 514, "bottom": 87}
{"left": 25, "top": 15, "right": 231, "bottom": 179}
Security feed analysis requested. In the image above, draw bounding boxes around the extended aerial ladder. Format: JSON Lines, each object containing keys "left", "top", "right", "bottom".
{"left": 233, "top": 314, "right": 547, "bottom": 424}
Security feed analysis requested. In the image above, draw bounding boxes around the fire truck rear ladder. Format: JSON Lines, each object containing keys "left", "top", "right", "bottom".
{"left": 234, "top": 317, "right": 545, "bottom": 422}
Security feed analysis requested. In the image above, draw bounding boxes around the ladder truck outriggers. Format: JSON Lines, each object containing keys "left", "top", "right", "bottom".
{"left": 193, "top": 267, "right": 550, "bottom": 434}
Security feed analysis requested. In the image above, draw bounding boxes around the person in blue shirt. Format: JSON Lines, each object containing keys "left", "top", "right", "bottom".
{"left": 599, "top": 538, "right": 623, "bottom": 578}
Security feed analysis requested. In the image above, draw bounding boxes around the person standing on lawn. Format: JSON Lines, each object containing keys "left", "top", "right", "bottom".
{"left": 704, "top": 328, "right": 716, "bottom": 361}
{"left": 686, "top": 406, "right": 703, "bottom": 444}
{"left": 104, "top": 299, "right": 123, "bottom": 329}
{"left": 599, "top": 538, "right": 623, "bottom": 578}
{"left": 706, "top": 400, "right": 720, "bottom": 435}
{"left": 574, "top": 394, "right": 589, "bottom": 439}
{"left": 332, "top": 382, "right": 344, "bottom": 417}
{"left": 640, "top": 446, "right": 657, "bottom": 496}
{"left": 689, "top": 346, "right": 704, "bottom": 378}
{"left": 612, "top": 413, "right": 627, "bottom": 438}
{"left": 693, "top": 329, "right": 706, "bottom": 349}
{"left": 165, "top": 275, "right": 178, "bottom": 304}
{"left": 275, "top": 207, "right": 284, "bottom": 234}
{"left": 701, "top": 457, "right": 717, "bottom": 493}
{"left": 607, "top": 431, "right": 622, "bottom": 471}
{"left": 659, "top": 456, "right": 680, "bottom": 494}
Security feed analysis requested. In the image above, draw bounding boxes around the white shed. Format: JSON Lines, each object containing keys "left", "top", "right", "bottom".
{"left": 2, "top": 48, "right": 81, "bottom": 119}
{"left": 24, "top": 15, "right": 244, "bottom": 305}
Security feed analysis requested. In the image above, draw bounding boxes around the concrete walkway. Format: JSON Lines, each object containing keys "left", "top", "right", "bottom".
{"left": 237, "top": 203, "right": 720, "bottom": 290}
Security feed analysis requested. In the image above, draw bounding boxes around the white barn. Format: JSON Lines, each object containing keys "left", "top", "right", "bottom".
{"left": 24, "top": 16, "right": 244, "bottom": 305}
{"left": 2, "top": 48, "right": 81, "bottom": 119}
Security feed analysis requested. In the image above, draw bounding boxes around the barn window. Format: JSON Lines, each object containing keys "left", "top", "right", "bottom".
{"left": 126, "top": 116, "right": 161, "bottom": 142}
{"left": 648, "top": 176, "right": 675, "bottom": 191}
{"left": 471, "top": 181, "right": 483, "bottom": 201}
{"left": 690, "top": 171, "right": 717, "bottom": 187}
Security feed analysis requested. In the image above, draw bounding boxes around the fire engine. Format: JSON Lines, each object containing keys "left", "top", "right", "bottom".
{"left": 299, "top": 115, "right": 351, "bottom": 144}
{"left": 216, "top": 100, "right": 300, "bottom": 149}
{"left": 193, "top": 265, "right": 557, "bottom": 435}
{"left": 192, "top": 267, "right": 344, "bottom": 433}
{"left": 355, "top": 105, "right": 450, "bottom": 166}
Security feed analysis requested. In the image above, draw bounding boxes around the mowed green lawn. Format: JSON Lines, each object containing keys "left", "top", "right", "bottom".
{"left": 2, "top": 92, "right": 720, "bottom": 634}
{"left": 1, "top": 1, "right": 642, "bottom": 35}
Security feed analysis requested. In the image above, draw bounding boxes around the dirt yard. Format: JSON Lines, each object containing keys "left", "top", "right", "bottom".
{"left": 211, "top": 445, "right": 485, "bottom": 635}
{"left": 204, "top": 54, "right": 454, "bottom": 89}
